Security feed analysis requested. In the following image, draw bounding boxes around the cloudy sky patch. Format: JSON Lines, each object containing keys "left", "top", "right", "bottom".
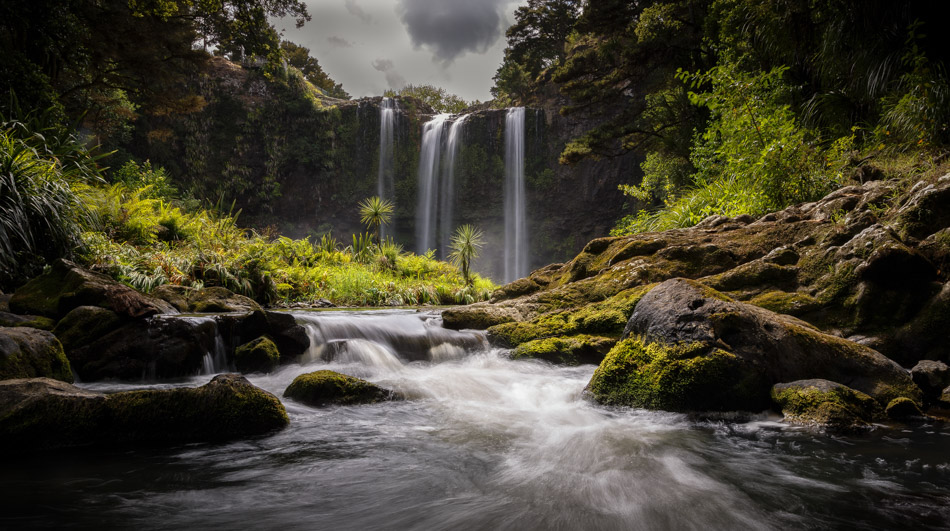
{"left": 273, "top": 0, "right": 524, "bottom": 102}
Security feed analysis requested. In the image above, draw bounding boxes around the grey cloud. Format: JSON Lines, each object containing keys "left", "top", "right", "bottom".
{"left": 344, "top": 0, "right": 373, "bottom": 23}
{"left": 397, "top": 0, "right": 509, "bottom": 64}
{"left": 327, "top": 35, "right": 354, "bottom": 48}
{"left": 372, "top": 59, "right": 407, "bottom": 90}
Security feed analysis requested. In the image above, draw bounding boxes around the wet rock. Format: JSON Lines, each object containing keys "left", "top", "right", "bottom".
{"left": 894, "top": 176, "right": 950, "bottom": 241}
{"left": 587, "top": 278, "right": 920, "bottom": 412}
{"left": 9, "top": 259, "right": 176, "bottom": 319}
{"left": 215, "top": 310, "right": 309, "bottom": 362}
{"left": 234, "top": 336, "right": 280, "bottom": 373}
{"left": 51, "top": 306, "right": 122, "bottom": 351}
{"left": 0, "top": 328, "right": 73, "bottom": 383}
{"left": 151, "top": 284, "right": 194, "bottom": 312}
{"left": 771, "top": 379, "right": 881, "bottom": 431}
{"left": 284, "top": 370, "right": 395, "bottom": 407}
{"left": 443, "top": 303, "right": 518, "bottom": 330}
{"left": 0, "top": 374, "right": 288, "bottom": 452}
{"left": 68, "top": 317, "right": 216, "bottom": 381}
{"left": 0, "top": 312, "right": 55, "bottom": 330}
{"left": 939, "top": 386, "right": 950, "bottom": 407}
{"left": 910, "top": 360, "right": 950, "bottom": 402}
{"left": 187, "top": 287, "right": 262, "bottom": 313}
{"left": 512, "top": 334, "right": 614, "bottom": 365}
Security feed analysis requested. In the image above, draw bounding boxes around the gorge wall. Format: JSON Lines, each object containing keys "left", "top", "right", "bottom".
{"left": 125, "top": 58, "right": 636, "bottom": 280}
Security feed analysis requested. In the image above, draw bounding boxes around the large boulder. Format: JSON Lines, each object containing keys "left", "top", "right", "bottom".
{"left": 587, "top": 278, "right": 921, "bottom": 412}
{"left": 0, "top": 374, "right": 287, "bottom": 452}
{"left": 0, "top": 312, "right": 55, "bottom": 330}
{"left": 284, "top": 370, "right": 394, "bottom": 407}
{"left": 0, "top": 327, "right": 73, "bottom": 383}
{"left": 910, "top": 360, "right": 950, "bottom": 404}
{"left": 771, "top": 379, "right": 881, "bottom": 431}
{"left": 234, "top": 336, "right": 280, "bottom": 373}
{"left": 67, "top": 316, "right": 217, "bottom": 381}
{"left": 9, "top": 259, "right": 176, "bottom": 319}
{"left": 51, "top": 306, "right": 122, "bottom": 351}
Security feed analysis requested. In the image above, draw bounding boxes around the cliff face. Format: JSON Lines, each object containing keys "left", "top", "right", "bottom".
{"left": 126, "top": 58, "right": 634, "bottom": 280}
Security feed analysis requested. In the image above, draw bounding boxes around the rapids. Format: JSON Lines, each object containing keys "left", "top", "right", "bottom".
{"left": 2, "top": 310, "right": 948, "bottom": 530}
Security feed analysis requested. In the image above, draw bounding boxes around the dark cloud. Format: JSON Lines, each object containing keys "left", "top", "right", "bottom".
{"left": 397, "top": 0, "right": 509, "bottom": 64}
{"left": 372, "top": 59, "right": 407, "bottom": 89}
{"left": 344, "top": 0, "right": 372, "bottom": 23}
{"left": 327, "top": 35, "right": 354, "bottom": 48}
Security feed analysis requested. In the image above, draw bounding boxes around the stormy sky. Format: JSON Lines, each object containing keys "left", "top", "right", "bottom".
{"left": 273, "top": 0, "right": 525, "bottom": 102}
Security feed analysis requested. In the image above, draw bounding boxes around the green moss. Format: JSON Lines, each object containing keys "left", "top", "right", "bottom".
{"left": 284, "top": 370, "right": 393, "bottom": 407}
{"left": 13, "top": 316, "right": 56, "bottom": 330}
{"left": 748, "top": 291, "right": 823, "bottom": 315}
{"left": 885, "top": 396, "right": 923, "bottom": 419}
{"left": 705, "top": 261, "right": 798, "bottom": 292}
{"left": 234, "top": 335, "right": 280, "bottom": 373}
{"left": 0, "top": 329, "right": 73, "bottom": 383}
{"left": 488, "top": 313, "right": 571, "bottom": 347}
{"left": 442, "top": 306, "right": 515, "bottom": 330}
{"left": 52, "top": 306, "right": 122, "bottom": 351}
{"left": 513, "top": 334, "right": 615, "bottom": 365}
{"left": 586, "top": 336, "right": 769, "bottom": 412}
{"left": 770, "top": 380, "right": 882, "bottom": 429}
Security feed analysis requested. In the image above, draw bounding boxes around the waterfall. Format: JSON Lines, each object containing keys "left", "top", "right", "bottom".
{"left": 378, "top": 97, "right": 395, "bottom": 239}
{"left": 440, "top": 115, "right": 468, "bottom": 258}
{"left": 415, "top": 114, "right": 450, "bottom": 255}
{"left": 504, "top": 107, "right": 528, "bottom": 282}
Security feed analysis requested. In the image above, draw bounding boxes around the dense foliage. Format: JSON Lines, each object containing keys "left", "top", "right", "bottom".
{"left": 492, "top": 0, "right": 950, "bottom": 233}
{"left": 281, "top": 41, "right": 349, "bottom": 100}
{"left": 384, "top": 84, "right": 470, "bottom": 114}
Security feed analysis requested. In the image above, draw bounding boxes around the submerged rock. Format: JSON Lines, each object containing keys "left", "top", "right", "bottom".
{"left": 234, "top": 336, "right": 280, "bottom": 373}
{"left": 284, "top": 370, "right": 394, "bottom": 407}
{"left": 771, "top": 379, "right": 881, "bottom": 431}
{"left": 0, "top": 374, "right": 288, "bottom": 452}
{"left": 9, "top": 259, "right": 176, "bottom": 320}
{"left": 0, "top": 327, "right": 72, "bottom": 383}
{"left": 586, "top": 278, "right": 921, "bottom": 412}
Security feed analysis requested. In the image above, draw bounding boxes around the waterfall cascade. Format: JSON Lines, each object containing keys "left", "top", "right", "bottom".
{"left": 415, "top": 114, "right": 450, "bottom": 255}
{"left": 377, "top": 97, "right": 395, "bottom": 239}
{"left": 440, "top": 115, "right": 468, "bottom": 257}
{"left": 504, "top": 107, "right": 528, "bottom": 282}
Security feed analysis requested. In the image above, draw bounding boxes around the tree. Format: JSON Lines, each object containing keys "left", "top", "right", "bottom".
{"left": 448, "top": 224, "right": 484, "bottom": 285}
{"left": 280, "top": 41, "right": 349, "bottom": 99}
{"left": 384, "top": 84, "right": 468, "bottom": 113}
{"left": 358, "top": 196, "right": 394, "bottom": 245}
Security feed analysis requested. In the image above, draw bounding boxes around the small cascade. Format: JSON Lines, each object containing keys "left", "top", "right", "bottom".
{"left": 416, "top": 114, "right": 450, "bottom": 255}
{"left": 296, "top": 310, "right": 486, "bottom": 365}
{"left": 378, "top": 97, "right": 396, "bottom": 239}
{"left": 504, "top": 107, "right": 528, "bottom": 282}
{"left": 440, "top": 114, "right": 468, "bottom": 258}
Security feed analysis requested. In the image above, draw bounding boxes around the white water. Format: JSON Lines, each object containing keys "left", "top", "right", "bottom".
{"left": 505, "top": 107, "right": 528, "bottom": 282}
{"left": 440, "top": 114, "right": 468, "bottom": 258}
{"left": 378, "top": 97, "right": 395, "bottom": 240}
{"left": 416, "top": 114, "right": 450, "bottom": 255}
{"left": 24, "top": 310, "right": 950, "bottom": 529}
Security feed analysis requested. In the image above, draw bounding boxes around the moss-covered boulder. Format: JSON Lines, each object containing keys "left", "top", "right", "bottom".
{"left": 513, "top": 334, "right": 614, "bottom": 365}
{"left": 443, "top": 304, "right": 518, "bottom": 330}
{"left": 884, "top": 397, "right": 924, "bottom": 420}
{"left": 284, "top": 370, "right": 394, "bottom": 407}
{"left": 0, "top": 328, "right": 73, "bottom": 383}
{"left": 151, "top": 284, "right": 195, "bottom": 312}
{"left": 187, "top": 287, "right": 262, "bottom": 313}
{"left": 587, "top": 336, "right": 768, "bottom": 411}
{"left": 587, "top": 278, "right": 921, "bottom": 413}
{"left": 234, "top": 336, "right": 280, "bottom": 373}
{"left": 0, "top": 374, "right": 287, "bottom": 452}
{"left": 51, "top": 306, "right": 123, "bottom": 351}
{"left": 9, "top": 259, "right": 176, "bottom": 319}
{"left": 0, "top": 312, "right": 55, "bottom": 330}
{"left": 771, "top": 379, "right": 881, "bottom": 431}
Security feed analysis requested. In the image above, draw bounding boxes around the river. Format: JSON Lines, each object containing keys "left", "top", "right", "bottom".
{"left": 2, "top": 310, "right": 948, "bottom": 530}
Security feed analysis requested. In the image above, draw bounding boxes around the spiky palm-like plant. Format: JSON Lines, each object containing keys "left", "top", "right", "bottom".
{"left": 358, "top": 196, "right": 394, "bottom": 245}
{"left": 448, "top": 224, "right": 484, "bottom": 286}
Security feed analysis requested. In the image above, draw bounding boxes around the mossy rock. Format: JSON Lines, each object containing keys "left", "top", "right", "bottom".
{"left": 442, "top": 305, "right": 516, "bottom": 330}
{"left": 151, "top": 285, "right": 195, "bottom": 312}
{"left": 0, "top": 327, "right": 73, "bottom": 383}
{"left": 9, "top": 259, "right": 176, "bottom": 319}
{"left": 52, "top": 306, "right": 122, "bottom": 351}
{"left": 234, "top": 336, "right": 280, "bottom": 373}
{"left": 748, "top": 291, "right": 823, "bottom": 316}
{"left": 187, "top": 287, "right": 262, "bottom": 313}
{"left": 885, "top": 397, "right": 924, "bottom": 420}
{"left": 586, "top": 336, "right": 769, "bottom": 412}
{"left": 513, "top": 334, "right": 615, "bottom": 365}
{"left": 704, "top": 260, "right": 799, "bottom": 293}
{"left": 0, "top": 312, "right": 55, "bottom": 331}
{"left": 0, "top": 374, "right": 288, "bottom": 452}
{"left": 284, "top": 370, "right": 394, "bottom": 407}
{"left": 771, "top": 379, "right": 881, "bottom": 431}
